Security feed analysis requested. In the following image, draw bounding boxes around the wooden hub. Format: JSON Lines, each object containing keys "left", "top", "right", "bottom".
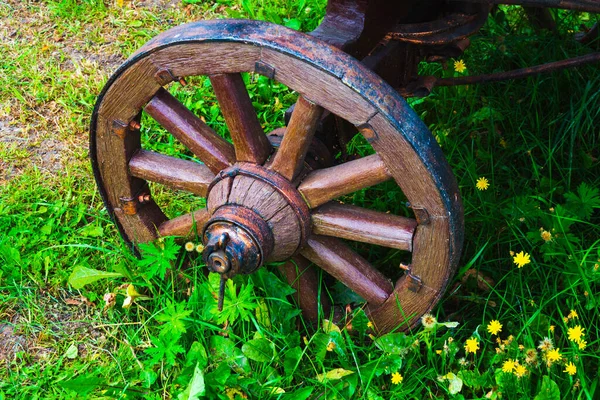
{"left": 205, "top": 163, "right": 312, "bottom": 269}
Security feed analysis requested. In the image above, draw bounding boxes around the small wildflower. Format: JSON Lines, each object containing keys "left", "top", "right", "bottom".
{"left": 546, "top": 348, "right": 562, "bottom": 362}
{"left": 577, "top": 340, "right": 587, "bottom": 350}
{"left": 525, "top": 349, "right": 538, "bottom": 365}
{"left": 196, "top": 244, "right": 204, "bottom": 253}
{"left": 549, "top": 325, "right": 555, "bottom": 333}
{"left": 454, "top": 59, "right": 467, "bottom": 73}
{"left": 568, "top": 309, "right": 578, "bottom": 319}
{"left": 326, "top": 341, "right": 336, "bottom": 352}
{"left": 476, "top": 177, "right": 489, "bottom": 191}
{"left": 421, "top": 313, "right": 437, "bottom": 329}
{"left": 367, "top": 321, "right": 374, "bottom": 329}
{"left": 185, "top": 242, "right": 195, "bottom": 252}
{"left": 584, "top": 291, "right": 589, "bottom": 297}
{"left": 499, "top": 137, "right": 507, "bottom": 148}
{"left": 513, "top": 251, "right": 531, "bottom": 268}
{"left": 502, "top": 359, "right": 517, "bottom": 373}
{"left": 514, "top": 364, "right": 527, "bottom": 378}
{"left": 529, "top": 299, "right": 536, "bottom": 306}
{"left": 391, "top": 372, "right": 403, "bottom": 385}
{"left": 564, "top": 362, "right": 577, "bottom": 376}
{"left": 464, "top": 337, "right": 479, "bottom": 354}
{"left": 509, "top": 250, "right": 515, "bottom": 256}
{"left": 487, "top": 320, "right": 502, "bottom": 335}
{"left": 563, "top": 316, "right": 569, "bottom": 324}
{"left": 518, "top": 344, "right": 525, "bottom": 351}
{"left": 538, "top": 337, "right": 554, "bottom": 351}
{"left": 448, "top": 337, "right": 454, "bottom": 343}
{"left": 567, "top": 325, "right": 585, "bottom": 343}
{"left": 458, "top": 357, "right": 469, "bottom": 366}
{"left": 436, "top": 349, "right": 442, "bottom": 355}
{"left": 540, "top": 230, "right": 552, "bottom": 242}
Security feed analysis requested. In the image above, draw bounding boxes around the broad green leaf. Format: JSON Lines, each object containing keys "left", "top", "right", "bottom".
{"left": 242, "top": 338, "right": 274, "bottom": 362}
{"left": 64, "top": 343, "right": 78, "bottom": 359}
{"left": 316, "top": 368, "right": 354, "bottom": 382}
{"left": 178, "top": 362, "right": 205, "bottom": 400}
{"left": 68, "top": 265, "right": 122, "bottom": 289}
{"left": 323, "top": 319, "right": 341, "bottom": 334}
{"left": 79, "top": 224, "right": 103, "bottom": 237}
{"left": 280, "top": 386, "right": 313, "bottom": 400}
{"left": 284, "top": 347, "right": 303, "bottom": 377}
{"left": 446, "top": 372, "right": 463, "bottom": 395}
{"left": 374, "top": 332, "right": 411, "bottom": 355}
{"left": 534, "top": 376, "right": 560, "bottom": 400}
{"left": 59, "top": 375, "right": 103, "bottom": 395}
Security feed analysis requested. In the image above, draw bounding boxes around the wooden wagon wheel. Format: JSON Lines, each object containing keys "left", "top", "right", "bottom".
{"left": 90, "top": 19, "right": 463, "bottom": 334}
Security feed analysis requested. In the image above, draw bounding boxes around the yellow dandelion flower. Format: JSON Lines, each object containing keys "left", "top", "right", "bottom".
{"left": 568, "top": 309, "right": 578, "bottom": 319}
{"left": 196, "top": 244, "right": 204, "bottom": 253}
{"left": 549, "top": 325, "right": 555, "bottom": 333}
{"left": 546, "top": 348, "right": 562, "bottom": 362}
{"left": 464, "top": 337, "right": 480, "bottom": 354}
{"left": 564, "top": 362, "right": 577, "bottom": 376}
{"left": 436, "top": 349, "right": 442, "bottom": 355}
{"left": 391, "top": 372, "right": 403, "bottom": 385}
{"left": 563, "top": 317, "right": 569, "bottom": 324}
{"left": 513, "top": 251, "right": 531, "bottom": 268}
{"left": 487, "top": 320, "right": 502, "bottom": 335}
{"left": 185, "top": 242, "right": 195, "bottom": 252}
{"left": 367, "top": 321, "right": 374, "bottom": 329}
{"left": 454, "top": 59, "right": 467, "bottom": 73}
{"left": 502, "top": 359, "right": 516, "bottom": 373}
{"left": 518, "top": 344, "right": 525, "bottom": 351}
{"left": 540, "top": 230, "right": 552, "bottom": 242}
{"left": 476, "top": 177, "right": 489, "bottom": 191}
{"left": 514, "top": 364, "right": 527, "bottom": 378}
{"left": 567, "top": 325, "right": 585, "bottom": 343}
{"left": 577, "top": 340, "right": 587, "bottom": 350}
{"left": 421, "top": 313, "right": 437, "bottom": 329}
{"left": 326, "top": 341, "right": 336, "bottom": 352}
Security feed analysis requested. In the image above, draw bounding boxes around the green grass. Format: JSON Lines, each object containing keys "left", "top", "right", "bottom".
{"left": 1, "top": 1, "right": 600, "bottom": 399}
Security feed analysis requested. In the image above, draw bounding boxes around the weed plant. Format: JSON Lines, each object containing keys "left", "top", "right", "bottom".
{"left": 0, "top": 1, "right": 599, "bottom": 399}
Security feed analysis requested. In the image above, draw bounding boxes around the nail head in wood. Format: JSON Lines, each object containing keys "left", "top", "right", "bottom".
{"left": 255, "top": 61, "right": 275, "bottom": 79}
{"left": 358, "top": 123, "right": 378, "bottom": 143}
{"left": 119, "top": 197, "right": 138, "bottom": 215}
{"left": 154, "top": 68, "right": 175, "bottom": 86}
{"left": 412, "top": 206, "right": 430, "bottom": 225}
{"left": 111, "top": 120, "right": 128, "bottom": 139}
{"left": 406, "top": 273, "right": 422, "bottom": 293}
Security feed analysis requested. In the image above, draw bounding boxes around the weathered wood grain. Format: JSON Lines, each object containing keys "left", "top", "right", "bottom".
{"left": 210, "top": 73, "right": 272, "bottom": 164}
{"left": 268, "top": 96, "right": 323, "bottom": 180}
{"left": 150, "top": 43, "right": 259, "bottom": 80}
{"left": 98, "top": 57, "right": 161, "bottom": 121}
{"left": 261, "top": 49, "right": 376, "bottom": 125}
{"left": 298, "top": 154, "right": 392, "bottom": 208}
{"left": 312, "top": 203, "right": 417, "bottom": 251}
{"left": 129, "top": 150, "right": 214, "bottom": 197}
{"left": 157, "top": 208, "right": 210, "bottom": 238}
{"left": 301, "top": 235, "right": 393, "bottom": 306}
{"left": 144, "top": 88, "right": 235, "bottom": 173}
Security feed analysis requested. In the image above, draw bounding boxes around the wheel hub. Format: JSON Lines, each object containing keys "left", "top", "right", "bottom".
{"left": 202, "top": 163, "right": 312, "bottom": 307}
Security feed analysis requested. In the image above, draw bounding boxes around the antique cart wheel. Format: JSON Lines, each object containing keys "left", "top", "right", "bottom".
{"left": 90, "top": 19, "right": 463, "bottom": 334}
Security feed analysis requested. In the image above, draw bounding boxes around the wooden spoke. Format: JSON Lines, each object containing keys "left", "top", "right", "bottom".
{"left": 129, "top": 150, "right": 214, "bottom": 197}
{"left": 312, "top": 203, "right": 417, "bottom": 251}
{"left": 157, "top": 208, "right": 210, "bottom": 238}
{"left": 209, "top": 73, "right": 272, "bottom": 164}
{"left": 144, "top": 88, "right": 235, "bottom": 173}
{"left": 298, "top": 154, "right": 392, "bottom": 208}
{"left": 300, "top": 235, "right": 393, "bottom": 306}
{"left": 277, "top": 255, "right": 331, "bottom": 322}
{"left": 268, "top": 96, "right": 324, "bottom": 180}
